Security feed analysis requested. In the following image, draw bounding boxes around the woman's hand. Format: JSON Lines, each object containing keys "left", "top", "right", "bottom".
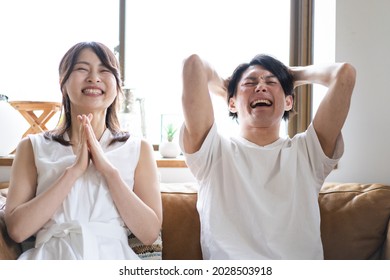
{"left": 80, "top": 114, "right": 115, "bottom": 176}
{"left": 67, "top": 114, "right": 91, "bottom": 178}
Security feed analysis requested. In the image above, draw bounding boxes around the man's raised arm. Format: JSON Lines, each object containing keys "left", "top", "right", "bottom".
{"left": 181, "top": 54, "right": 226, "bottom": 153}
{"left": 290, "top": 63, "right": 356, "bottom": 157}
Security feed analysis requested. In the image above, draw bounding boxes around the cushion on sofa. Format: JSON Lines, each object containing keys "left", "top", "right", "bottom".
{"left": 128, "top": 232, "right": 162, "bottom": 260}
{"left": 0, "top": 210, "right": 22, "bottom": 259}
{"left": 161, "top": 191, "right": 202, "bottom": 259}
{"left": 319, "top": 183, "right": 390, "bottom": 259}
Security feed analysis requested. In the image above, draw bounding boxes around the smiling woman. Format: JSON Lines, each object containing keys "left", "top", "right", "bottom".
{"left": 4, "top": 41, "right": 163, "bottom": 260}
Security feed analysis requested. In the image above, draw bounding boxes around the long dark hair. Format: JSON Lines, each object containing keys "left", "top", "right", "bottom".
{"left": 45, "top": 41, "right": 129, "bottom": 145}
{"left": 227, "top": 54, "right": 294, "bottom": 121}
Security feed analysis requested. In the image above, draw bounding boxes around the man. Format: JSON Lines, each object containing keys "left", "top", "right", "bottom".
{"left": 179, "top": 53, "right": 356, "bottom": 259}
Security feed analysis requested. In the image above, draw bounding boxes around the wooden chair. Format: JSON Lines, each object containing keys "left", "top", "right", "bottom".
{"left": 9, "top": 101, "right": 61, "bottom": 138}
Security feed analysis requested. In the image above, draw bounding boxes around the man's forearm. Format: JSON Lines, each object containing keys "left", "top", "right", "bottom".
{"left": 290, "top": 64, "right": 345, "bottom": 89}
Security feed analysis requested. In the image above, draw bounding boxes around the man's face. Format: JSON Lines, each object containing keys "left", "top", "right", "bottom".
{"left": 228, "top": 65, "right": 293, "bottom": 129}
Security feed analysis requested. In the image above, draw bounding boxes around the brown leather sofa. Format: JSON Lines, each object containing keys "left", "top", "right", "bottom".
{"left": 1, "top": 182, "right": 390, "bottom": 260}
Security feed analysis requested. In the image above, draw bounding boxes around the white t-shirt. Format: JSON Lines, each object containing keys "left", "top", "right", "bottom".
{"left": 179, "top": 123, "right": 343, "bottom": 260}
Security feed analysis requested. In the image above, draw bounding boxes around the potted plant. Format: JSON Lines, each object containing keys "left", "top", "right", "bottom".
{"left": 159, "top": 123, "right": 181, "bottom": 158}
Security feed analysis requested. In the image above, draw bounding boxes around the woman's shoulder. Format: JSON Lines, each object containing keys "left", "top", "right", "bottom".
{"left": 15, "top": 136, "right": 33, "bottom": 152}
{"left": 28, "top": 132, "right": 55, "bottom": 146}
{"left": 138, "top": 138, "right": 154, "bottom": 155}
{"left": 15, "top": 133, "right": 50, "bottom": 152}
{"left": 27, "top": 131, "right": 50, "bottom": 141}
{"left": 13, "top": 136, "right": 35, "bottom": 166}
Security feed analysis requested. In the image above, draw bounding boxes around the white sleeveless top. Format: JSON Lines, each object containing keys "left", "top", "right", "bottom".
{"left": 18, "top": 129, "right": 141, "bottom": 260}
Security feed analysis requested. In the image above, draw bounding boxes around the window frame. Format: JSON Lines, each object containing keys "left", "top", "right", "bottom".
{"left": 288, "top": 0, "right": 314, "bottom": 137}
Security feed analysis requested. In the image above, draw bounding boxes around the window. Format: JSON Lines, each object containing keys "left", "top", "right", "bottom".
{"left": 313, "top": 0, "right": 336, "bottom": 115}
{"left": 2, "top": 1, "right": 332, "bottom": 146}
{"left": 0, "top": 0, "right": 119, "bottom": 128}
{"left": 124, "top": 0, "right": 291, "bottom": 143}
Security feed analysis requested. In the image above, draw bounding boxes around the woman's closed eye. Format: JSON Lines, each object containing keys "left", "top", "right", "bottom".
{"left": 99, "top": 67, "right": 113, "bottom": 74}
{"left": 74, "top": 67, "right": 88, "bottom": 72}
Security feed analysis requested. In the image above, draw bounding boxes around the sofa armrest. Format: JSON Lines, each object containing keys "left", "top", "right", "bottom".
{"left": 0, "top": 210, "right": 22, "bottom": 259}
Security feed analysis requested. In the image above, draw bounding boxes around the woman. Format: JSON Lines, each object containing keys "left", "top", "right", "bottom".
{"left": 4, "top": 42, "right": 162, "bottom": 259}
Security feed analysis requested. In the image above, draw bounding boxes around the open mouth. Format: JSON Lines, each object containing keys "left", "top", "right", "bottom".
{"left": 250, "top": 99, "right": 273, "bottom": 108}
{"left": 82, "top": 88, "right": 103, "bottom": 95}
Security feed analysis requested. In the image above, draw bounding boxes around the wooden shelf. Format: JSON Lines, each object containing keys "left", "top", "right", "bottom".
{"left": 0, "top": 156, "right": 14, "bottom": 166}
{"left": 0, "top": 154, "right": 186, "bottom": 168}
{"left": 155, "top": 155, "right": 187, "bottom": 168}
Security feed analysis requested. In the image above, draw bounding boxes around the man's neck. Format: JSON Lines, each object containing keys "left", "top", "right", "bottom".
{"left": 239, "top": 125, "right": 281, "bottom": 147}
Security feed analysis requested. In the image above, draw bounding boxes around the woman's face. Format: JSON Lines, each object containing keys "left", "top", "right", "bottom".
{"left": 64, "top": 48, "right": 118, "bottom": 114}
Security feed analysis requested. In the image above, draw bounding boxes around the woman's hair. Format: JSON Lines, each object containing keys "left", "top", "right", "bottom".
{"left": 227, "top": 54, "right": 295, "bottom": 121}
{"left": 45, "top": 41, "right": 129, "bottom": 146}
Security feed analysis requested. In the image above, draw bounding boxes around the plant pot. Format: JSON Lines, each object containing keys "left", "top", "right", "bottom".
{"left": 159, "top": 141, "right": 181, "bottom": 158}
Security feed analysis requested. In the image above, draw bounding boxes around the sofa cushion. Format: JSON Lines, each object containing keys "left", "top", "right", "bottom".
{"left": 0, "top": 210, "right": 22, "bottom": 259}
{"left": 319, "top": 183, "right": 390, "bottom": 259}
{"left": 128, "top": 232, "right": 162, "bottom": 260}
{"left": 161, "top": 191, "right": 202, "bottom": 259}
{"left": 0, "top": 195, "right": 5, "bottom": 211}
{"left": 0, "top": 182, "right": 8, "bottom": 210}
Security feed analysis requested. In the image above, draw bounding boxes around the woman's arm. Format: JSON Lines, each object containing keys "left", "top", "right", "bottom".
{"left": 101, "top": 140, "right": 162, "bottom": 245}
{"left": 4, "top": 137, "right": 85, "bottom": 243}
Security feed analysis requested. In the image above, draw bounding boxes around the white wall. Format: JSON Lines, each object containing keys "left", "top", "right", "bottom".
{"left": 326, "top": 0, "right": 390, "bottom": 184}
{"left": 158, "top": 168, "right": 196, "bottom": 184}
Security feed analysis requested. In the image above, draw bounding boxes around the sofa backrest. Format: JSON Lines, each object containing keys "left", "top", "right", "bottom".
{"left": 160, "top": 182, "right": 390, "bottom": 260}
{"left": 2, "top": 182, "right": 390, "bottom": 260}
{"left": 319, "top": 183, "right": 390, "bottom": 259}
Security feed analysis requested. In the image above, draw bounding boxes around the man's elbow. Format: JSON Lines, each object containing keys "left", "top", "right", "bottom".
{"left": 182, "top": 54, "right": 203, "bottom": 74}
{"left": 339, "top": 62, "right": 357, "bottom": 90}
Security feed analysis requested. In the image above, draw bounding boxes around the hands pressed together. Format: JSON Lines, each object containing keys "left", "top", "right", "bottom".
{"left": 70, "top": 114, "right": 114, "bottom": 179}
